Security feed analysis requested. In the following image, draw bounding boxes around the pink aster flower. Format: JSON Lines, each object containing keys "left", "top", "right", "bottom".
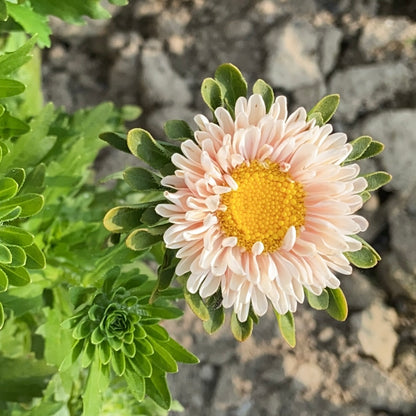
{"left": 155, "top": 94, "right": 368, "bottom": 322}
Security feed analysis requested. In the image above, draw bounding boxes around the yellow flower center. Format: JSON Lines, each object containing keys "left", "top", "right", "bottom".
{"left": 217, "top": 160, "right": 306, "bottom": 253}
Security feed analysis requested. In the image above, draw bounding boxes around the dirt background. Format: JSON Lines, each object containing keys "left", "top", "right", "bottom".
{"left": 42, "top": 1, "right": 416, "bottom": 415}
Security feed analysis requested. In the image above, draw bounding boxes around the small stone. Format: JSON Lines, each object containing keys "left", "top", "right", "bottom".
{"left": 318, "top": 327, "right": 334, "bottom": 343}
{"left": 350, "top": 301, "right": 399, "bottom": 369}
{"left": 293, "top": 362, "right": 324, "bottom": 394}
{"left": 319, "top": 25, "right": 343, "bottom": 75}
{"left": 329, "top": 63, "right": 412, "bottom": 123}
{"left": 341, "top": 360, "right": 414, "bottom": 413}
{"left": 265, "top": 19, "right": 323, "bottom": 91}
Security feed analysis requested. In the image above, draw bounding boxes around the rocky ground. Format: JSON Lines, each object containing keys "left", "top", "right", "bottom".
{"left": 42, "top": 0, "right": 416, "bottom": 415}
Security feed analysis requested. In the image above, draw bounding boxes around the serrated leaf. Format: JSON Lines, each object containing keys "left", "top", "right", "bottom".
{"left": 326, "top": 288, "right": 348, "bottom": 321}
{"left": 99, "top": 131, "right": 129, "bottom": 153}
{"left": 24, "top": 243, "right": 46, "bottom": 269}
{"left": 231, "top": 312, "right": 253, "bottom": 342}
{"left": 7, "top": 3, "right": 52, "bottom": 48}
{"left": 0, "top": 79, "right": 25, "bottom": 98}
{"left": 7, "top": 245, "right": 26, "bottom": 267}
{"left": 253, "top": 79, "right": 274, "bottom": 112}
{"left": 127, "top": 128, "right": 171, "bottom": 169}
{"left": 123, "top": 167, "right": 161, "bottom": 191}
{"left": 305, "top": 288, "right": 329, "bottom": 310}
{"left": 0, "top": 225, "right": 34, "bottom": 246}
{"left": 0, "top": 268, "right": 7, "bottom": 292}
{"left": 363, "top": 171, "right": 392, "bottom": 192}
{"left": 162, "top": 337, "right": 199, "bottom": 364}
{"left": 308, "top": 94, "right": 340, "bottom": 124}
{"left": 0, "top": 177, "right": 18, "bottom": 201}
{"left": 145, "top": 367, "right": 172, "bottom": 410}
{"left": 183, "top": 288, "right": 209, "bottom": 321}
{"left": 124, "top": 369, "right": 145, "bottom": 402}
{"left": 357, "top": 140, "right": 384, "bottom": 160}
{"left": 201, "top": 77, "right": 223, "bottom": 112}
{"left": 164, "top": 120, "right": 194, "bottom": 141}
{"left": 126, "top": 227, "right": 166, "bottom": 251}
{"left": 214, "top": 63, "right": 248, "bottom": 115}
{"left": 344, "top": 136, "right": 372, "bottom": 163}
{"left": 1, "top": 265, "right": 30, "bottom": 286}
{"left": 203, "top": 306, "right": 225, "bottom": 334}
{"left": 274, "top": 310, "right": 296, "bottom": 347}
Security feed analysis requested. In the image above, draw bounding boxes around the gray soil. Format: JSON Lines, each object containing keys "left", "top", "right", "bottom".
{"left": 43, "top": 1, "right": 416, "bottom": 415}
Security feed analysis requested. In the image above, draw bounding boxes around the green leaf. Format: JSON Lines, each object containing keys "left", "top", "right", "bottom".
{"left": 81, "top": 341, "right": 96, "bottom": 368}
{"left": 203, "top": 306, "right": 225, "bottom": 334}
{"left": 326, "top": 288, "right": 348, "bottom": 321}
{"left": 124, "top": 369, "right": 145, "bottom": 402}
{"left": 126, "top": 227, "right": 166, "bottom": 251}
{"left": 0, "top": 225, "right": 34, "bottom": 246}
{"left": 344, "top": 136, "right": 372, "bottom": 163}
{"left": 305, "top": 288, "right": 329, "bottom": 310}
{"left": 0, "top": 243, "right": 11, "bottom": 264}
{"left": 3, "top": 193, "right": 44, "bottom": 217}
{"left": 123, "top": 167, "right": 161, "bottom": 191}
{"left": 148, "top": 338, "right": 178, "bottom": 373}
{"left": 308, "top": 94, "right": 340, "bottom": 124}
{"left": 274, "top": 310, "right": 296, "bottom": 347}
{"left": 7, "top": 245, "right": 26, "bottom": 267}
{"left": 307, "top": 112, "right": 324, "bottom": 126}
{"left": 162, "top": 337, "right": 199, "bottom": 364}
{"left": 24, "top": 243, "right": 46, "bottom": 269}
{"left": 0, "top": 205, "right": 21, "bottom": 222}
{"left": 0, "top": 79, "right": 25, "bottom": 98}
{"left": 109, "top": 0, "right": 129, "bottom": 5}
{"left": 360, "top": 190, "right": 371, "bottom": 203}
{"left": 103, "top": 206, "right": 145, "bottom": 233}
{"left": 0, "top": 36, "right": 37, "bottom": 76}
{"left": 357, "top": 140, "right": 384, "bottom": 160}
{"left": 127, "top": 128, "right": 171, "bottom": 169}
{"left": 1, "top": 264, "right": 31, "bottom": 288}
{"left": 0, "top": 110, "right": 30, "bottom": 139}
{"left": 145, "top": 367, "right": 172, "bottom": 410}
{"left": 362, "top": 171, "right": 392, "bottom": 192}
{"left": 0, "top": 302, "right": 4, "bottom": 329}
{"left": 6, "top": 167, "right": 26, "bottom": 190}
{"left": 183, "top": 288, "right": 209, "bottom": 321}
{"left": 7, "top": 3, "right": 52, "bottom": 48}
{"left": 231, "top": 312, "right": 253, "bottom": 342}
{"left": 344, "top": 236, "right": 380, "bottom": 268}
{"left": 120, "top": 104, "right": 142, "bottom": 121}
{"left": 0, "top": 0, "right": 7, "bottom": 21}
{"left": 0, "top": 268, "right": 7, "bottom": 292}
{"left": 32, "top": 0, "right": 110, "bottom": 24}
{"left": 112, "top": 349, "right": 126, "bottom": 376}
{"left": 201, "top": 77, "right": 223, "bottom": 113}
{"left": 0, "top": 177, "right": 18, "bottom": 201}
{"left": 253, "top": 79, "right": 274, "bottom": 112}
{"left": 99, "top": 131, "right": 129, "bottom": 153}
{"left": 214, "top": 63, "right": 247, "bottom": 115}
{"left": 129, "top": 353, "right": 152, "bottom": 377}
{"left": 164, "top": 120, "right": 194, "bottom": 141}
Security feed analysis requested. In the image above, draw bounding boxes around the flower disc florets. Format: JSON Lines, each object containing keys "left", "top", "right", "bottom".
{"left": 156, "top": 94, "right": 369, "bottom": 322}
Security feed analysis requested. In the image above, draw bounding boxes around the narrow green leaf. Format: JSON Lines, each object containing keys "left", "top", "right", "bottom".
{"left": 203, "top": 306, "right": 225, "bottom": 334}
{"left": 0, "top": 0, "right": 7, "bottom": 21}
{"left": 183, "top": 288, "right": 209, "bottom": 321}
{"left": 145, "top": 324, "right": 170, "bottom": 342}
{"left": 253, "top": 79, "right": 274, "bottom": 112}
{"left": 109, "top": 0, "right": 129, "bottom": 5}
{"left": 7, "top": 245, "right": 26, "bottom": 267}
{"left": 307, "top": 112, "right": 324, "bottom": 126}
{"left": 98, "top": 341, "right": 112, "bottom": 365}
{"left": 0, "top": 268, "right": 7, "bottom": 292}
{"left": 0, "top": 244, "right": 12, "bottom": 265}
{"left": 308, "top": 94, "right": 340, "bottom": 124}
{"left": 24, "top": 243, "right": 46, "bottom": 269}
{"left": 344, "top": 136, "right": 372, "bottom": 163}
{"left": 145, "top": 367, "right": 172, "bottom": 410}
{"left": 0, "top": 36, "right": 37, "bottom": 76}
{"left": 0, "top": 79, "right": 25, "bottom": 98}
{"left": 274, "top": 310, "right": 296, "bottom": 347}
{"left": 0, "top": 111, "right": 30, "bottom": 139}
{"left": 111, "top": 350, "right": 126, "bottom": 376}
{"left": 129, "top": 353, "right": 152, "bottom": 377}
{"left": 201, "top": 77, "right": 223, "bottom": 112}
{"left": 231, "top": 312, "right": 253, "bottom": 342}
{"left": 215, "top": 63, "right": 248, "bottom": 114}
{"left": 148, "top": 338, "right": 178, "bottom": 373}
{"left": 126, "top": 227, "right": 166, "bottom": 251}
{"left": 357, "top": 140, "right": 384, "bottom": 160}
{"left": 124, "top": 369, "right": 145, "bottom": 402}
{"left": 127, "top": 128, "right": 171, "bottom": 169}
{"left": 0, "top": 225, "right": 34, "bottom": 246}
{"left": 123, "top": 167, "right": 161, "bottom": 191}
{"left": 363, "top": 171, "right": 392, "bottom": 192}
{"left": 162, "top": 337, "right": 199, "bottom": 364}
{"left": 135, "top": 338, "right": 154, "bottom": 356}
{"left": 0, "top": 302, "right": 4, "bottom": 329}
{"left": 99, "top": 131, "right": 129, "bottom": 153}
{"left": 164, "top": 120, "right": 194, "bottom": 141}
{"left": 81, "top": 342, "right": 95, "bottom": 368}
{"left": 326, "top": 288, "right": 348, "bottom": 321}
{"left": 305, "top": 288, "right": 329, "bottom": 310}
{"left": 2, "top": 265, "right": 30, "bottom": 286}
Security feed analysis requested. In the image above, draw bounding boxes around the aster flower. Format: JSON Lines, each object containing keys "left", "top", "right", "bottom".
{"left": 156, "top": 92, "right": 370, "bottom": 323}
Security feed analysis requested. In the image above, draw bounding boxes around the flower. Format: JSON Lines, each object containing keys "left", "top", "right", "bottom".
{"left": 156, "top": 94, "right": 368, "bottom": 322}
